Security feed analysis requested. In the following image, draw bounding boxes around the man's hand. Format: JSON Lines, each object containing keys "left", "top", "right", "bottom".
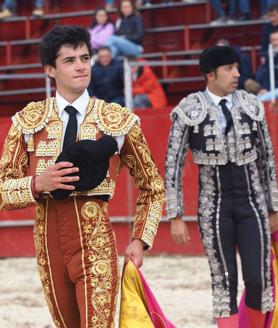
{"left": 124, "top": 239, "right": 144, "bottom": 268}
{"left": 35, "top": 162, "right": 79, "bottom": 193}
{"left": 269, "top": 211, "right": 278, "bottom": 234}
{"left": 170, "top": 216, "right": 190, "bottom": 245}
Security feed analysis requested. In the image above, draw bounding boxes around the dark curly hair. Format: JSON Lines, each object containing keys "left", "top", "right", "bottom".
{"left": 39, "top": 25, "right": 92, "bottom": 67}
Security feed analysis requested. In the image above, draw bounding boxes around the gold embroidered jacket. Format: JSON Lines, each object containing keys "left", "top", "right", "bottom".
{"left": 0, "top": 98, "right": 164, "bottom": 248}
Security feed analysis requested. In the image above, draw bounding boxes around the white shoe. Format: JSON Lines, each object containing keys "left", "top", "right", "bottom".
{"left": 0, "top": 8, "right": 13, "bottom": 19}
{"left": 32, "top": 7, "right": 44, "bottom": 16}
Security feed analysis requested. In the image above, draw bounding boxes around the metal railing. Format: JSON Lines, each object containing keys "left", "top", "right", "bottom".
{"left": 124, "top": 58, "right": 200, "bottom": 110}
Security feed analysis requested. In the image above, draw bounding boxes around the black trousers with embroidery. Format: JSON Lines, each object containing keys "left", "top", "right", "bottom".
{"left": 197, "top": 162, "right": 272, "bottom": 318}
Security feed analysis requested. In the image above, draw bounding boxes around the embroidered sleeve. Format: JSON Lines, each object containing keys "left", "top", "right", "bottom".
{"left": 165, "top": 114, "right": 190, "bottom": 219}
{"left": 120, "top": 123, "right": 164, "bottom": 249}
{"left": 0, "top": 124, "right": 36, "bottom": 210}
{"left": 257, "top": 117, "right": 278, "bottom": 212}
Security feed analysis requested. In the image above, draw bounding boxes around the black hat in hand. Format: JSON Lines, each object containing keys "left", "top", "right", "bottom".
{"left": 50, "top": 135, "right": 118, "bottom": 200}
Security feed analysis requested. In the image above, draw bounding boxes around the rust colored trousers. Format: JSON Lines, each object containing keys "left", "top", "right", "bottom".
{"left": 33, "top": 196, "right": 119, "bottom": 328}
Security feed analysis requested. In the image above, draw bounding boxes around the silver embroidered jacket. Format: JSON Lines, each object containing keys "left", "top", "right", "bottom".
{"left": 165, "top": 90, "right": 278, "bottom": 218}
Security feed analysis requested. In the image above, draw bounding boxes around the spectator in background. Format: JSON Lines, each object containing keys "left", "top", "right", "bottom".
{"left": 261, "top": 0, "right": 277, "bottom": 17}
{"left": 131, "top": 60, "right": 167, "bottom": 109}
{"left": 215, "top": 38, "right": 261, "bottom": 94}
{"left": 229, "top": 0, "right": 250, "bottom": 21}
{"left": 105, "top": 0, "right": 114, "bottom": 10}
{"left": 209, "top": 0, "right": 227, "bottom": 24}
{"left": 256, "top": 27, "right": 278, "bottom": 101}
{"left": 0, "top": 0, "right": 44, "bottom": 18}
{"left": 106, "top": 0, "right": 144, "bottom": 58}
{"left": 261, "top": 3, "right": 278, "bottom": 59}
{"left": 89, "top": 8, "right": 114, "bottom": 51}
{"left": 87, "top": 46, "right": 125, "bottom": 105}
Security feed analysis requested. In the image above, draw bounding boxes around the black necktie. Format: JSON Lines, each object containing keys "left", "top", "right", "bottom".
{"left": 63, "top": 106, "right": 78, "bottom": 150}
{"left": 219, "top": 99, "right": 232, "bottom": 135}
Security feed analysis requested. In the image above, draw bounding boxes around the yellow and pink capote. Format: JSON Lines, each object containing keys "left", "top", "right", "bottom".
{"left": 120, "top": 261, "right": 176, "bottom": 328}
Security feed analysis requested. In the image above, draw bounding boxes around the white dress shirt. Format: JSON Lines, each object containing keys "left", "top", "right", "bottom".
{"left": 25, "top": 90, "right": 125, "bottom": 151}
{"left": 206, "top": 87, "right": 233, "bottom": 133}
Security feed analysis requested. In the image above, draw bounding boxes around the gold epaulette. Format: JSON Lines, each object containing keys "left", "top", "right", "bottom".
{"left": 93, "top": 99, "right": 140, "bottom": 137}
{"left": 12, "top": 98, "right": 53, "bottom": 134}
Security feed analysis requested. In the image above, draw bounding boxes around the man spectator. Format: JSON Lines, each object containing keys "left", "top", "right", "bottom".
{"left": 261, "top": 3, "right": 278, "bottom": 59}
{"left": 131, "top": 60, "right": 167, "bottom": 109}
{"left": 256, "top": 27, "right": 278, "bottom": 101}
{"left": 87, "top": 46, "right": 125, "bottom": 105}
{"left": 0, "top": 0, "right": 44, "bottom": 18}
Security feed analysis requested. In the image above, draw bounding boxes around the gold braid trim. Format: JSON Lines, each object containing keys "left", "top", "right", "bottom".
{"left": 93, "top": 99, "right": 140, "bottom": 137}
{"left": 120, "top": 124, "right": 164, "bottom": 248}
{"left": 0, "top": 176, "right": 36, "bottom": 209}
{"left": 12, "top": 98, "right": 53, "bottom": 134}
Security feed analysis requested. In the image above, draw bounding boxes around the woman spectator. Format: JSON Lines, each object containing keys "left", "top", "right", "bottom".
{"left": 106, "top": 0, "right": 144, "bottom": 58}
{"left": 88, "top": 8, "right": 114, "bottom": 51}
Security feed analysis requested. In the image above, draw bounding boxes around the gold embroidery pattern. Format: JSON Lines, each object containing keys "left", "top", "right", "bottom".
{"left": 36, "top": 140, "right": 61, "bottom": 157}
{"left": 33, "top": 201, "right": 64, "bottom": 327}
{"left": 80, "top": 124, "right": 97, "bottom": 140}
{"left": 46, "top": 121, "right": 63, "bottom": 140}
{"left": 0, "top": 125, "right": 36, "bottom": 209}
{"left": 120, "top": 124, "right": 164, "bottom": 248}
{"left": 12, "top": 98, "right": 53, "bottom": 134}
{"left": 80, "top": 201, "right": 119, "bottom": 327}
{"left": 93, "top": 99, "right": 140, "bottom": 137}
{"left": 36, "top": 159, "right": 55, "bottom": 176}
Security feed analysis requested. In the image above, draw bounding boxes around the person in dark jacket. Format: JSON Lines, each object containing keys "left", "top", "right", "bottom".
{"left": 261, "top": 3, "right": 278, "bottom": 59}
{"left": 106, "top": 0, "right": 144, "bottom": 58}
{"left": 87, "top": 46, "right": 125, "bottom": 105}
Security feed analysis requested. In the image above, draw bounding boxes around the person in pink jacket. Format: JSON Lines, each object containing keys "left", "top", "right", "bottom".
{"left": 89, "top": 8, "right": 114, "bottom": 51}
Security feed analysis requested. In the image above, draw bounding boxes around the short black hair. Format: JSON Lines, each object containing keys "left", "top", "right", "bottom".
{"left": 199, "top": 46, "right": 241, "bottom": 74}
{"left": 268, "top": 3, "right": 278, "bottom": 13}
{"left": 39, "top": 25, "right": 92, "bottom": 67}
{"left": 270, "top": 25, "right": 278, "bottom": 35}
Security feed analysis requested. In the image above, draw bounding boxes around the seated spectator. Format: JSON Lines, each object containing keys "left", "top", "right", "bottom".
{"left": 87, "top": 47, "right": 125, "bottom": 106}
{"left": 131, "top": 60, "right": 167, "bottom": 109}
{"left": 261, "top": 3, "right": 278, "bottom": 60}
{"left": 229, "top": 0, "right": 250, "bottom": 21}
{"left": 215, "top": 38, "right": 260, "bottom": 93}
{"left": 89, "top": 8, "right": 114, "bottom": 51}
{"left": 261, "top": 0, "right": 277, "bottom": 17}
{"left": 0, "top": 0, "right": 44, "bottom": 18}
{"left": 256, "top": 27, "right": 278, "bottom": 101}
{"left": 105, "top": 0, "right": 114, "bottom": 11}
{"left": 106, "top": 0, "right": 144, "bottom": 58}
{"left": 209, "top": 0, "right": 227, "bottom": 24}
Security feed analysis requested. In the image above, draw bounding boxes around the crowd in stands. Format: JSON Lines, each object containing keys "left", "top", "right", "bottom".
{"left": 88, "top": 0, "right": 167, "bottom": 109}
{"left": 1, "top": 0, "right": 278, "bottom": 105}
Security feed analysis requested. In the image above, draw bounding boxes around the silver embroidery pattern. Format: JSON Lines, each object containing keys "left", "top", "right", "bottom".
{"left": 257, "top": 117, "right": 278, "bottom": 211}
{"left": 248, "top": 162, "right": 273, "bottom": 313}
{"left": 198, "top": 166, "right": 230, "bottom": 317}
{"left": 165, "top": 116, "right": 189, "bottom": 218}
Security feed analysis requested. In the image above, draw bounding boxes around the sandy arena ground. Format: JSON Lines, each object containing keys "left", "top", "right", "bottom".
{"left": 0, "top": 256, "right": 244, "bottom": 328}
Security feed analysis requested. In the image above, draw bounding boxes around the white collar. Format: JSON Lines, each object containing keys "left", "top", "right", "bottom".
{"left": 206, "top": 87, "right": 233, "bottom": 107}
{"left": 55, "top": 90, "right": 90, "bottom": 116}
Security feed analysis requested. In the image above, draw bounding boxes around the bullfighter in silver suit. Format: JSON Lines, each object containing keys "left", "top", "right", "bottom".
{"left": 165, "top": 46, "right": 278, "bottom": 328}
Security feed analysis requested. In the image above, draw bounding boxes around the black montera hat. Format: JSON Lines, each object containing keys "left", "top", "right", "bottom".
{"left": 199, "top": 46, "right": 241, "bottom": 74}
{"left": 50, "top": 135, "right": 118, "bottom": 200}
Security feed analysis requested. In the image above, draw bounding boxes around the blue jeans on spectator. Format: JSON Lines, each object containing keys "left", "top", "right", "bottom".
{"left": 106, "top": 35, "right": 143, "bottom": 58}
{"left": 229, "top": 0, "right": 250, "bottom": 15}
{"left": 209, "top": 0, "right": 225, "bottom": 17}
{"left": 2, "top": 0, "right": 44, "bottom": 10}
{"left": 260, "top": 0, "right": 277, "bottom": 15}
{"left": 133, "top": 94, "right": 151, "bottom": 109}
{"left": 105, "top": 0, "right": 113, "bottom": 4}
